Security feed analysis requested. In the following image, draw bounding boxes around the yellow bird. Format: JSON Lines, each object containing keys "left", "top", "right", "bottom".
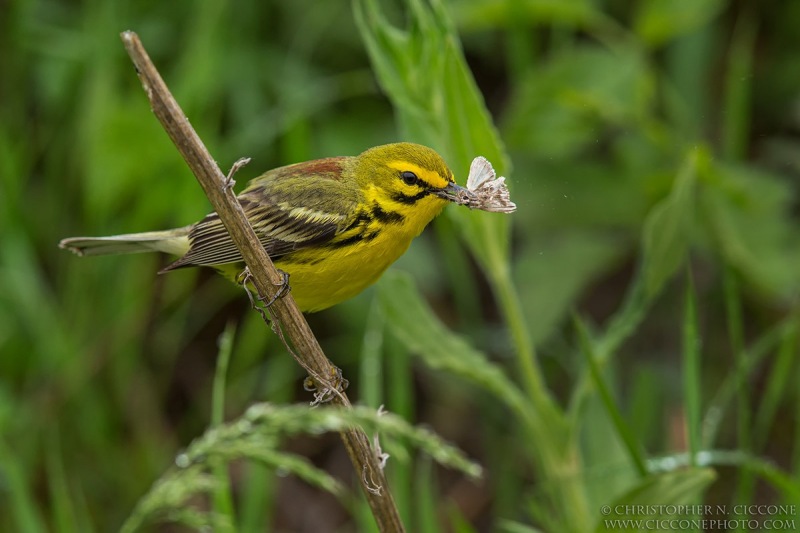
{"left": 60, "top": 143, "right": 469, "bottom": 312}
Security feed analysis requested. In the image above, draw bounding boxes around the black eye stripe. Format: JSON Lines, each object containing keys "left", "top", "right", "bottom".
{"left": 391, "top": 190, "right": 430, "bottom": 205}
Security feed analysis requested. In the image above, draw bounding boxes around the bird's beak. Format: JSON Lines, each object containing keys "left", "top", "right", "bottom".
{"left": 434, "top": 181, "right": 472, "bottom": 205}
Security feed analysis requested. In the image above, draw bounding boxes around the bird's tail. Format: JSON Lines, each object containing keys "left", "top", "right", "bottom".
{"left": 59, "top": 227, "right": 192, "bottom": 257}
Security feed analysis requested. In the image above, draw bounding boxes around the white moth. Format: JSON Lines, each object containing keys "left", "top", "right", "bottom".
{"left": 459, "top": 156, "right": 517, "bottom": 213}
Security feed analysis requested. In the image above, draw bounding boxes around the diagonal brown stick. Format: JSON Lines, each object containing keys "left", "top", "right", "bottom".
{"left": 119, "top": 31, "right": 404, "bottom": 532}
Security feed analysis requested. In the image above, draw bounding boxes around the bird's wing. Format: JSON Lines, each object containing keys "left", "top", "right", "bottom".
{"left": 163, "top": 157, "right": 359, "bottom": 271}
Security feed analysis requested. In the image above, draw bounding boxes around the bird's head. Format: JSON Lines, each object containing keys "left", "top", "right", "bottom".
{"left": 353, "top": 143, "right": 469, "bottom": 222}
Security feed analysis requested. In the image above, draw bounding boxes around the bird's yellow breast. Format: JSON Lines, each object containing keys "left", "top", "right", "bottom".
{"left": 276, "top": 187, "right": 447, "bottom": 312}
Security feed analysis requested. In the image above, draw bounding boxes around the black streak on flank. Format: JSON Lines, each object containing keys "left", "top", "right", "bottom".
{"left": 328, "top": 230, "right": 379, "bottom": 249}
{"left": 370, "top": 202, "right": 405, "bottom": 224}
{"left": 344, "top": 211, "right": 372, "bottom": 232}
{"left": 390, "top": 190, "right": 430, "bottom": 205}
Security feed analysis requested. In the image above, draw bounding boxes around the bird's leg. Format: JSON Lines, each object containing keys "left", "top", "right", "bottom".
{"left": 258, "top": 269, "right": 291, "bottom": 308}
{"left": 223, "top": 157, "right": 251, "bottom": 191}
{"left": 236, "top": 267, "right": 291, "bottom": 311}
{"left": 238, "top": 266, "right": 343, "bottom": 405}
{"left": 237, "top": 267, "right": 271, "bottom": 324}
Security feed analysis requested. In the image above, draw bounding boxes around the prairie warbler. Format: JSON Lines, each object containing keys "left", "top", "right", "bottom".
{"left": 60, "top": 143, "right": 470, "bottom": 311}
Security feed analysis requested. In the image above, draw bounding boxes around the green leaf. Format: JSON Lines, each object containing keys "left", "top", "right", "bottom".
{"left": 640, "top": 148, "right": 700, "bottom": 299}
{"left": 377, "top": 271, "right": 531, "bottom": 423}
{"left": 701, "top": 162, "right": 800, "bottom": 300}
{"left": 453, "top": 0, "right": 600, "bottom": 31}
{"left": 634, "top": 0, "right": 725, "bottom": 47}
{"left": 515, "top": 231, "right": 624, "bottom": 344}
{"left": 440, "top": 42, "right": 512, "bottom": 272}
{"left": 354, "top": 0, "right": 511, "bottom": 275}
{"left": 503, "top": 47, "right": 654, "bottom": 158}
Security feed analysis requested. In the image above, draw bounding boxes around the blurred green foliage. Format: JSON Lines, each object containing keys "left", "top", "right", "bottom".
{"left": 2, "top": 0, "right": 799, "bottom": 531}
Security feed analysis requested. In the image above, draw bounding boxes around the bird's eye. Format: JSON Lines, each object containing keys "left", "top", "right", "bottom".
{"left": 400, "top": 171, "right": 419, "bottom": 186}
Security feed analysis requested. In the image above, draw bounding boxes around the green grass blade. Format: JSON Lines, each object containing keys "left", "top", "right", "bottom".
{"left": 210, "top": 322, "right": 237, "bottom": 532}
{"left": 574, "top": 315, "right": 648, "bottom": 477}
{"left": 447, "top": 504, "right": 479, "bottom": 533}
{"left": 722, "top": 10, "right": 756, "bottom": 161}
{"left": 46, "top": 431, "right": 83, "bottom": 533}
{"left": 121, "top": 465, "right": 224, "bottom": 533}
{"left": 723, "top": 267, "right": 756, "bottom": 519}
{"left": 753, "top": 319, "right": 798, "bottom": 452}
{"left": 682, "top": 270, "right": 702, "bottom": 465}
{"left": 124, "top": 401, "right": 482, "bottom": 530}
{"left": 359, "top": 297, "right": 385, "bottom": 409}
{"left": 212, "top": 323, "right": 236, "bottom": 426}
{"left": 414, "top": 458, "right": 439, "bottom": 533}
{"left": 386, "top": 337, "right": 414, "bottom": 527}
{"left": 238, "top": 463, "right": 273, "bottom": 533}
{"left": 0, "top": 437, "right": 47, "bottom": 533}
{"left": 702, "top": 315, "right": 796, "bottom": 447}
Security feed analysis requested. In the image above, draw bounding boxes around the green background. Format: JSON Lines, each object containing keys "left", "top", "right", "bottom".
{"left": 2, "top": 0, "right": 799, "bottom": 531}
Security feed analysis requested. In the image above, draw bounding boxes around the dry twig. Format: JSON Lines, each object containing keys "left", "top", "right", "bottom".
{"left": 120, "top": 30, "right": 404, "bottom": 532}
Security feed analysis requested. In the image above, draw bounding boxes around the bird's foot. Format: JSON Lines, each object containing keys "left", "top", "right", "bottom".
{"left": 305, "top": 366, "right": 349, "bottom": 406}
{"left": 258, "top": 269, "right": 291, "bottom": 308}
